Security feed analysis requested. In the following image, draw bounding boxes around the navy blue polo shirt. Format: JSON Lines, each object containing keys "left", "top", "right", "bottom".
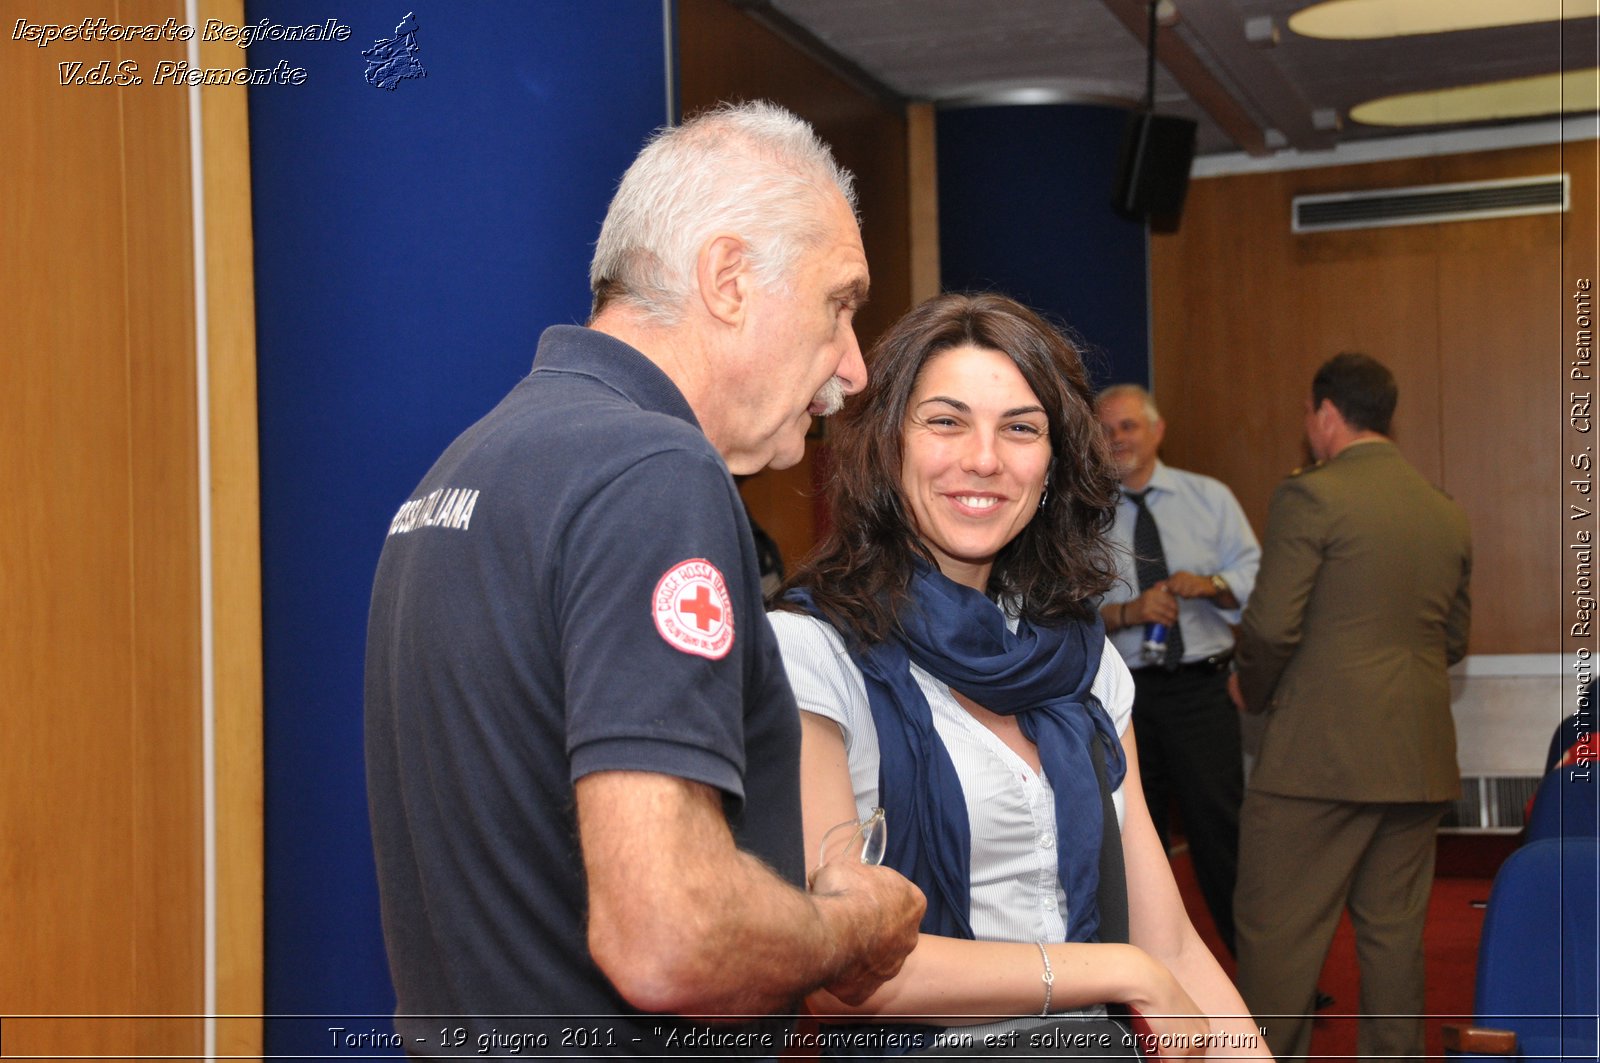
{"left": 364, "top": 325, "right": 803, "bottom": 1056}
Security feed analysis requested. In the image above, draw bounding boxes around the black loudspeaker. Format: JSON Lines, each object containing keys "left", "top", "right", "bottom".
{"left": 1112, "top": 111, "right": 1198, "bottom": 231}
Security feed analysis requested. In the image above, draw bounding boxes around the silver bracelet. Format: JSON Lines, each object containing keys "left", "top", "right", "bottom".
{"left": 1035, "top": 941, "right": 1054, "bottom": 1016}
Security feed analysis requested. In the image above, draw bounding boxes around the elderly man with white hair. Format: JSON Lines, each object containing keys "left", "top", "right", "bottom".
{"left": 365, "top": 101, "right": 924, "bottom": 1059}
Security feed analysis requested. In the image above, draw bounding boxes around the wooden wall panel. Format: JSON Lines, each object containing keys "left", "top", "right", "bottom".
{"left": 0, "top": 0, "right": 247, "bottom": 1054}
{"left": 1435, "top": 149, "right": 1567, "bottom": 659}
{"left": 1151, "top": 143, "right": 1594, "bottom": 654}
{"left": 678, "top": 0, "right": 913, "bottom": 570}
{"left": 1561, "top": 139, "right": 1600, "bottom": 660}
{"left": 199, "top": 1, "right": 267, "bottom": 1053}
{"left": 2, "top": 8, "right": 141, "bottom": 1054}
{"left": 120, "top": 1, "right": 206, "bottom": 1054}
{"left": 906, "top": 102, "right": 942, "bottom": 305}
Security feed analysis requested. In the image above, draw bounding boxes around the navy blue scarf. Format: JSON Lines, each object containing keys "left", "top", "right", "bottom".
{"left": 788, "top": 562, "right": 1125, "bottom": 943}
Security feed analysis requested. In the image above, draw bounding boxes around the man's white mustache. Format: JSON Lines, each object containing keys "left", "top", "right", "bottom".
{"left": 813, "top": 376, "right": 847, "bottom": 417}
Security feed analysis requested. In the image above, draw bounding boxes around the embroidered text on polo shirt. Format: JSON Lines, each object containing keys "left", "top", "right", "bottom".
{"left": 388, "top": 487, "right": 480, "bottom": 536}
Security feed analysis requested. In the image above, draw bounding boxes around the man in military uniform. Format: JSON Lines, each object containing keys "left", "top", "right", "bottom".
{"left": 1230, "top": 353, "right": 1472, "bottom": 1063}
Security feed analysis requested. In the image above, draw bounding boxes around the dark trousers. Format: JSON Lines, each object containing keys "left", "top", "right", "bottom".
{"left": 1129, "top": 664, "right": 1242, "bottom": 955}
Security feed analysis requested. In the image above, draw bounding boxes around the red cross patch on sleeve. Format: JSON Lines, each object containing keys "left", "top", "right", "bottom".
{"left": 651, "top": 558, "right": 735, "bottom": 660}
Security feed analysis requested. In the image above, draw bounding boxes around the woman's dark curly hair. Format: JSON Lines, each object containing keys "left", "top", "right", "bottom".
{"left": 778, "top": 291, "right": 1122, "bottom": 646}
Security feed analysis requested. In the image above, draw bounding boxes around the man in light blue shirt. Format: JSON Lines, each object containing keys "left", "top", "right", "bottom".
{"left": 1095, "top": 384, "right": 1260, "bottom": 956}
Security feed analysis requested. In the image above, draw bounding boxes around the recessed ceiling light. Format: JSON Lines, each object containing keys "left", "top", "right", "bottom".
{"left": 1291, "top": 0, "right": 1595, "bottom": 40}
{"left": 1350, "top": 67, "right": 1599, "bottom": 126}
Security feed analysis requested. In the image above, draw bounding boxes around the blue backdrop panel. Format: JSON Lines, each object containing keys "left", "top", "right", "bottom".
{"left": 937, "top": 104, "right": 1150, "bottom": 389}
{"left": 245, "top": 2, "right": 667, "bottom": 1054}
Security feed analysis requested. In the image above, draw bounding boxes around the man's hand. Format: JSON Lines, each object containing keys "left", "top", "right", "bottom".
{"left": 809, "top": 857, "right": 925, "bottom": 1004}
{"left": 1165, "top": 571, "right": 1217, "bottom": 599}
{"left": 1128, "top": 584, "right": 1180, "bottom": 627}
{"left": 580, "top": 771, "right": 921, "bottom": 1017}
{"left": 1227, "top": 671, "right": 1248, "bottom": 713}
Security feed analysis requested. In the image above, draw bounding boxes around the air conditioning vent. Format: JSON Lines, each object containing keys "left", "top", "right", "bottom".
{"left": 1293, "top": 175, "right": 1568, "bottom": 233}
{"left": 1441, "top": 775, "right": 1542, "bottom": 833}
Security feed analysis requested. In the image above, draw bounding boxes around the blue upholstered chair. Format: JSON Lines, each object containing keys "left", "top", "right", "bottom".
{"left": 1444, "top": 837, "right": 1599, "bottom": 1061}
{"left": 1525, "top": 766, "right": 1600, "bottom": 844}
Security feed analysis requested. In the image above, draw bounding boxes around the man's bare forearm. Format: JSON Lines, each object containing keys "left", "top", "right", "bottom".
{"left": 578, "top": 771, "right": 922, "bottom": 1018}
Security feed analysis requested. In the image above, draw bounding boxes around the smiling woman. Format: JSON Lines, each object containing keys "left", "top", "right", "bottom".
{"left": 769, "top": 292, "right": 1273, "bottom": 1059}
{"left": 780, "top": 292, "right": 1119, "bottom": 646}
{"left": 899, "top": 345, "right": 1054, "bottom": 590}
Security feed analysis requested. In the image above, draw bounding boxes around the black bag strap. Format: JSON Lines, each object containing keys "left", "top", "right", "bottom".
{"left": 1092, "top": 730, "right": 1129, "bottom": 945}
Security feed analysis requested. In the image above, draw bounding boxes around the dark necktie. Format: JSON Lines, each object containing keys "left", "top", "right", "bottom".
{"left": 1127, "top": 489, "right": 1184, "bottom": 669}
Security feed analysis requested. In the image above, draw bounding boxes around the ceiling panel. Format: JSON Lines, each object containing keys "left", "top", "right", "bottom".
{"left": 758, "top": 0, "right": 1600, "bottom": 158}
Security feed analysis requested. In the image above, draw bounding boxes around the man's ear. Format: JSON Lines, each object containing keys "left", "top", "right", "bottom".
{"left": 696, "top": 233, "right": 751, "bottom": 326}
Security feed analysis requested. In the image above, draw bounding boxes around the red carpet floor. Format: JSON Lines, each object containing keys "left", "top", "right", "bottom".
{"left": 1171, "top": 832, "right": 1512, "bottom": 1060}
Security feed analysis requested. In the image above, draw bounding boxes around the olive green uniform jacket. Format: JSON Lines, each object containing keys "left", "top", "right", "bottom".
{"left": 1236, "top": 439, "right": 1473, "bottom": 803}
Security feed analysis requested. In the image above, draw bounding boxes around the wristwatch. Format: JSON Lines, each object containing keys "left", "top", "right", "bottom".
{"left": 1209, "top": 574, "right": 1229, "bottom": 596}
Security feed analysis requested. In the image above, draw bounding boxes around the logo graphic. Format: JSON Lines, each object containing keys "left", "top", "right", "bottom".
{"left": 363, "top": 12, "right": 425, "bottom": 90}
{"left": 652, "top": 559, "right": 735, "bottom": 660}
